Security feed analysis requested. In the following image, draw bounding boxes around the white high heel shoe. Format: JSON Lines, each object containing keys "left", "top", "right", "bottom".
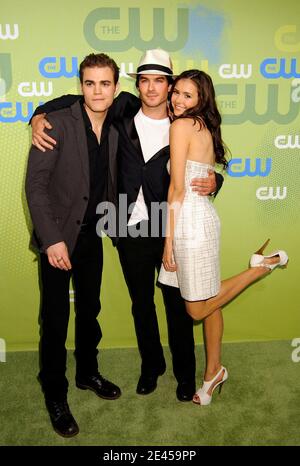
{"left": 193, "top": 366, "right": 228, "bottom": 406}
{"left": 250, "top": 239, "right": 288, "bottom": 271}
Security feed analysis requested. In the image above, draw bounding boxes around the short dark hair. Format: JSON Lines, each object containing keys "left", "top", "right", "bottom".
{"left": 79, "top": 53, "right": 119, "bottom": 84}
{"left": 135, "top": 74, "right": 173, "bottom": 88}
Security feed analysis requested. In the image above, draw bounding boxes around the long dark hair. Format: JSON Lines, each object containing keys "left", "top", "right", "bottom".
{"left": 169, "top": 69, "right": 228, "bottom": 169}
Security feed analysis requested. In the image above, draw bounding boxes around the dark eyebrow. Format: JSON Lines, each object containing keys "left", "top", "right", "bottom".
{"left": 139, "top": 76, "right": 166, "bottom": 82}
{"left": 173, "top": 86, "right": 192, "bottom": 97}
{"left": 84, "top": 80, "right": 112, "bottom": 84}
{"left": 154, "top": 77, "right": 167, "bottom": 82}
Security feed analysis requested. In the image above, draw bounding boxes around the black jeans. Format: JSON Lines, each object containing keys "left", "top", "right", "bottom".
{"left": 38, "top": 228, "right": 103, "bottom": 401}
{"left": 117, "top": 235, "right": 196, "bottom": 384}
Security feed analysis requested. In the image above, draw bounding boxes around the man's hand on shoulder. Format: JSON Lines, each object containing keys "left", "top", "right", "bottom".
{"left": 31, "top": 114, "right": 57, "bottom": 152}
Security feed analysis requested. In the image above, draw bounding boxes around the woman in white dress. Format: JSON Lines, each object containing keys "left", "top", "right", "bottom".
{"left": 158, "top": 70, "right": 288, "bottom": 405}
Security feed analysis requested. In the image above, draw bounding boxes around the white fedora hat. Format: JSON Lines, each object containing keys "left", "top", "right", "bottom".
{"left": 128, "top": 48, "right": 174, "bottom": 77}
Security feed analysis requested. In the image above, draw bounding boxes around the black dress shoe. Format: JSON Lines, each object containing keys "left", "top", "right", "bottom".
{"left": 136, "top": 375, "right": 158, "bottom": 395}
{"left": 176, "top": 381, "right": 196, "bottom": 402}
{"left": 45, "top": 399, "right": 79, "bottom": 438}
{"left": 76, "top": 373, "right": 121, "bottom": 400}
{"left": 136, "top": 367, "right": 166, "bottom": 395}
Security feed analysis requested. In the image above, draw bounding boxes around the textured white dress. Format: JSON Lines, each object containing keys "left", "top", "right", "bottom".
{"left": 158, "top": 160, "right": 221, "bottom": 301}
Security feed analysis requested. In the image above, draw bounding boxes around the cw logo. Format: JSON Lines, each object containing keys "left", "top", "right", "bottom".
{"left": 0, "top": 101, "right": 44, "bottom": 123}
{"left": 256, "top": 186, "right": 287, "bottom": 200}
{"left": 0, "top": 338, "right": 6, "bottom": 362}
{"left": 0, "top": 54, "right": 12, "bottom": 97}
{"left": 291, "top": 78, "right": 300, "bottom": 103}
{"left": 260, "top": 58, "right": 300, "bottom": 79}
{"left": 18, "top": 82, "right": 53, "bottom": 97}
{"left": 39, "top": 57, "right": 78, "bottom": 78}
{"left": 215, "top": 84, "right": 299, "bottom": 125}
{"left": 274, "top": 135, "right": 300, "bottom": 149}
{"left": 119, "top": 62, "right": 134, "bottom": 78}
{"left": 291, "top": 338, "right": 300, "bottom": 363}
{"left": 275, "top": 25, "right": 300, "bottom": 53}
{"left": 0, "top": 24, "right": 19, "bottom": 40}
{"left": 227, "top": 158, "right": 272, "bottom": 177}
{"left": 219, "top": 64, "right": 252, "bottom": 79}
{"left": 83, "top": 7, "right": 188, "bottom": 51}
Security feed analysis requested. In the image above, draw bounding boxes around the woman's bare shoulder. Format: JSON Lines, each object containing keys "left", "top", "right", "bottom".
{"left": 170, "top": 118, "right": 196, "bottom": 136}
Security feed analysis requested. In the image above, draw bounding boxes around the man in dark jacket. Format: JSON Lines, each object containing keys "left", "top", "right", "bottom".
{"left": 26, "top": 53, "right": 121, "bottom": 438}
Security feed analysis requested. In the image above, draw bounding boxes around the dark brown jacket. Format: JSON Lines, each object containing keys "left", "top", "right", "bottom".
{"left": 25, "top": 100, "right": 118, "bottom": 253}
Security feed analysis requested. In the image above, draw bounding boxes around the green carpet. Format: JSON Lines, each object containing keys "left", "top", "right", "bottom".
{"left": 0, "top": 341, "right": 299, "bottom": 446}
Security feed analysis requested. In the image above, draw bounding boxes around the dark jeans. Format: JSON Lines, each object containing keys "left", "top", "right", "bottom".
{"left": 117, "top": 235, "right": 196, "bottom": 384}
{"left": 38, "top": 228, "right": 103, "bottom": 401}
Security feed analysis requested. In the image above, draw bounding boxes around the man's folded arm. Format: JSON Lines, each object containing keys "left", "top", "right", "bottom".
{"left": 30, "top": 94, "right": 81, "bottom": 121}
{"left": 30, "top": 90, "right": 140, "bottom": 123}
{"left": 110, "top": 91, "right": 140, "bottom": 121}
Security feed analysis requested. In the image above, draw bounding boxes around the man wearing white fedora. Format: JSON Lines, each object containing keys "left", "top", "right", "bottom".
{"left": 29, "top": 49, "right": 223, "bottom": 402}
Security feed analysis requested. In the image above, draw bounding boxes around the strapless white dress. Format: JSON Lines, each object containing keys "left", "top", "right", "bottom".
{"left": 158, "top": 160, "right": 221, "bottom": 301}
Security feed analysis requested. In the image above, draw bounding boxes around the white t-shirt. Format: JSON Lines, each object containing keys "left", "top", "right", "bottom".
{"left": 128, "top": 109, "right": 170, "bottom": 226}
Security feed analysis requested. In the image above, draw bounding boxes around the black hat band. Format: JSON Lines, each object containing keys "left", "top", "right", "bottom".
{"left": 137, "top": 64, "right": 173, "bottom": 75}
